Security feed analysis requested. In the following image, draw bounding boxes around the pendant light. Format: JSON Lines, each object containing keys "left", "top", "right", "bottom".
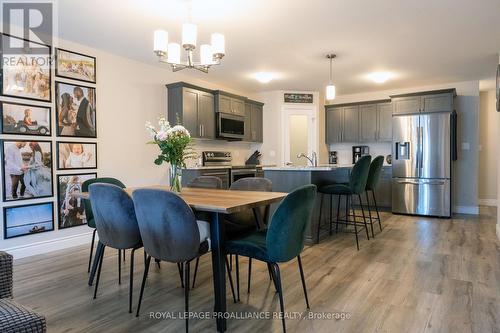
{"left": 326, "top": 54, "right": 336, "bottom": 100}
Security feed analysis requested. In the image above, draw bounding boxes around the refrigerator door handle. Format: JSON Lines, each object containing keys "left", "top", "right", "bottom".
{"left": 395, "top": 180, "right": 420, "bottom": 185}
{"left": 419, "top": 125, "right": 424, "bottom": 170}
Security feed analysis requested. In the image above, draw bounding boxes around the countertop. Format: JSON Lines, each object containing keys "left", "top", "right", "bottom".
{"left": 183, "top": 164, "right": 276, "bottom": 170}
{"left": 262, "top": 164, "right": 392, "bottom": 171}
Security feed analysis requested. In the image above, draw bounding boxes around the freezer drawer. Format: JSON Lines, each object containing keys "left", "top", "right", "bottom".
{"left": 392, "top": 178, "right": 450, "bottom": 217}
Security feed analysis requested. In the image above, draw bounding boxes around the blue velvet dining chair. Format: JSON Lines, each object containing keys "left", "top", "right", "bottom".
{"left": 89, "top": 183, "right": 142, "bottom": 313}
{"left": 225, "top": 184, "right": 317, "bottom": 333}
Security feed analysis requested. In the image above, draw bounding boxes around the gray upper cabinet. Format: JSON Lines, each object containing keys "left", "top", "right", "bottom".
{"left": 377, "top": 103, "right": 393, "bottom": 141}
{"left": 244, "top": 103, "right": 252, "bottom": 141}
{"left": 326, "top": 107, "right": 342, "bottom": 143}
{"left": 342, "top": 106, "right": 360, "bottom": 143}
{"left": 215, "top": 91, "right": 246, "bottom": 116}
{"left": 167, "top": 83, "right": 215, "bottom": 139}
{"left": 391, "top": 89, "right": 456, "bottom": 114}
{"left": 245, "top": 100, "right": 264, "bottom": 142}
{"left": 359, "top": 104, "right": 377, "bottom": 142}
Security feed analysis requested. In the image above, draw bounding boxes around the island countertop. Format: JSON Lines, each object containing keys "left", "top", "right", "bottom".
{"left": 262, "top": 164, "right": 391, "bottom": 171}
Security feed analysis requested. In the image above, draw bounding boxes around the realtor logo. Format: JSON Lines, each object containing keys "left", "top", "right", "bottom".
{"left": 2, "top": 2, "right": 53, "bottom": 53}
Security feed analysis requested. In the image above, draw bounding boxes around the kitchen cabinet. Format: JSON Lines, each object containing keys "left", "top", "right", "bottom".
{"left": 391, "top": 89, "right": 456, "bottom": 115}
{"left": 326, "top": 107, "right": 342, "bottom": 143}
{"left": 342, "top": 106, "right": 360, "bottom": 142}
{"left": 214, "top": 91, "right": 246, "bottom": 116}
{"left": 244, "top": 100, "right": 264, "bottom": 143}
{"left": 360, "top": 104, "right": 377, "bottom": 142}
{"left": 166, "top": 83, "right": 215, "bottom": 139}
{"left": 377, "top": 103, "right": 393, "bottom": 141}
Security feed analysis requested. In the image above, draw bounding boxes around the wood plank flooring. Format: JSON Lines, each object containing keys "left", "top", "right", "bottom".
{"left": 11, "top": 207, "right": 500, "bottom": 332}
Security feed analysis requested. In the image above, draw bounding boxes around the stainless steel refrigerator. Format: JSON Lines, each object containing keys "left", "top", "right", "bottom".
{"left": 392, "top": 111, "right": 455, "bottom": 217}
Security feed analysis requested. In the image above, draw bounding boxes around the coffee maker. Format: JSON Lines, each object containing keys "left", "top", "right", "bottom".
{"left": 352, "top": 145, "right": 369, "bottom": 164}
{"left": 329, "top": 151, "right": 338, "bottom": 164}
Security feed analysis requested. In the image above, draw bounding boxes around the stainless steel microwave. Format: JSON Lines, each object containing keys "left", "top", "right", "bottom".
{"left": 217, "top": 113, "right": 245, "bottom": 140}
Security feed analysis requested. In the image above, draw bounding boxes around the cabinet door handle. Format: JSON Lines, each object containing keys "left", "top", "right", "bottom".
{"left": 199, "top": 124, "right": 202, "bottom": 136}
{"left": 201, "top": 124, "right": 204, "bottom": 137}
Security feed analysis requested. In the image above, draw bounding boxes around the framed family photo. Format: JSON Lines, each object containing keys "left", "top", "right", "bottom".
{"left": 3, "top": 202, "right": 54, "bottom": 239}
{"left": 55, "top": 48, "right": 96, "bottom": 83}
{"left": 56, "top": 81, "right": 96, "bottom": 138}
{"left": 1, "top": 101, "right": 51, "bottom": 136}
{"left": 57, "top": 173, "right": 96, "bottom": 229}
{"left": 2, "top": 139, "right": 53, "bottom": 202}
{"left": 57, "top": 142, "right": 97, "bottom": 170}
{"left": 0, "top": 34, "right": 51, "bottom": 102}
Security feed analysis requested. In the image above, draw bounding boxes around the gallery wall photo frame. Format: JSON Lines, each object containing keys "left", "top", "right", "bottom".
{"left": 56, "top": 141, "right": 97, "bottom": 170}
{"left": 0, "top": 100, "right": 52, "bottom": 136}
{"left": 496, "top": 64, "right": 500, "bottom": 112}
{"left": 1, "top": 139, "right": 54, "bottom": 202}
{"left": 0, "top": 33, "right": 52, "bottom": 103}
{"left": 55, "top": 48, "right": 96, "bottom": 84}
{"left": 3, "top": 201, "right": 55, "bottom": 239}
{"left": 55, "top": 81, "right": 97, "bottom": 138}
{"left": 56, "top": 172, "right": 97, "bottom": 229}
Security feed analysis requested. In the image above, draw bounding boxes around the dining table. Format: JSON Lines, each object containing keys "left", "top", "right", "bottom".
{"left": 83, "top": 185, "right": 287, "bottom": 332}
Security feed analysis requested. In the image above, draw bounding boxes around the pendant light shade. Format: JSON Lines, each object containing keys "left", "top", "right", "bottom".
{"left": 326, "top": 54, "right": 337, "bottom": 101}
{"left": 153, "top": 30, "right": 168, "bottom": 54}
{"left": 326, "top": 84, "right": 336, "bottom": 100}
{"left": 182, "top": 23, "right": 197, "bottom": 48}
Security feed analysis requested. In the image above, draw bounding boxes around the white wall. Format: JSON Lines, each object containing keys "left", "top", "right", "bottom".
{"left": 0, "top": 38, "right": 258, "bottom": 258}
{"left": 478, "top": 90, "right": 498, "bottom": 205}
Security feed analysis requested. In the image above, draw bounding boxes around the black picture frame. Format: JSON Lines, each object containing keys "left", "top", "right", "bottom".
{"left": 496, "top": 64, "right": 500, "bottom": 112}
{"left": 55, "top": 81, "right": 97, "bottom": 138}
{"left": 1, "top": 139, "right": 53, "bottom": 202}
{"left": 56, "top": 141, "right": 97, "bottom": 170}
{"left": 0, "top": 33, "right": 52, "bottom": 103}
{"left": 3, "top": 201, "right": 54, "bottom": 239}
{"left": 0, "top": 100, "right": 52, "bottom": 136}
{"left": 55, "top": 48, "right": 96, "bottom": 84}
{"left": 57, "top": 172, "right": 97, "bottom": 229}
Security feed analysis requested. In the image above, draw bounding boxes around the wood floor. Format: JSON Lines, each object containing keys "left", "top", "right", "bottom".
{"left": 12, "top": 207, "right": 500, "bottom": 333}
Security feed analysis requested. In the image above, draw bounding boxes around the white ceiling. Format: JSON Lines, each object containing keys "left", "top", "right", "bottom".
{"left": 57, "top": 0, "right": 500, "bottom": 94}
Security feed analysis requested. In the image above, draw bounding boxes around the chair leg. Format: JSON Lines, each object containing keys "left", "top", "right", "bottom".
{"left": 358, "top": 194, "right": 370, "bottom": 240}
{"left": 247, "top": 258, "right": 252, "bottom": 293}
{"left": 155, "top": 258, "right": 161, "bottom": 269}
{"left": 129, "top": 248, "right": 136, "bottom": 313}
{"left": 235, "top": 255, "right": 240, "bottom": 302}
{"left": 177, "top": 263, "right": 184, "bottom": 288}
{"left": 229, "top": 254, "right": 232, "bottom": 272}
{"left": 329, "top": 194, "right": 333, "bottom": 235}
{"left": 349, "top": 196, "right": 359, "bottom": 251}
{"left": 225, "top": 256, "right": 237, "bottom": 303}
{"left": 123, "top": 249, "right": 126, "bottom": 262}
{"left": 372, "top": 190, "right": 382, "bottom": 231}
{"left": 136, "top": 255, "right": 151, "bottom": 317}
{"left": 297, "top": 255, "right": 310, "bottom": 310}
{"left": 93, "top": 244, "right": 106, "bottom": 299}
{"left": 335, "top": 195, "right": 341, "bottom": 233}
{"left": 192, "top": 257, "right": 200, "bottom": 289}
{"left": 184, "top": 260, "right": 190, "bottom": 333}
{"left": 365, "top": 191, "right": 375, "bottom": 238}
{"left": 118, "top": 249, "right": 122, "bottom": 285}
{"left": 316, "top": 193, "right": 323, "bottom": 243}
{"left": 271, "top": 263, "right": 286, "bottom": 333}
{"left": 88, "top": 229, "right": 96, "bottom": 273}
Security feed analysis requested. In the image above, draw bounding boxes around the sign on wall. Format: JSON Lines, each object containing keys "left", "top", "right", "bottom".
{"left": 284, "top": 93, "right": 313, "bottom": 104}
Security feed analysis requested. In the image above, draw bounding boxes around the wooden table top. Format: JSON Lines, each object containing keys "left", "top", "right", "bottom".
{"left": 77, "top": 186, "right": 287, "bottom": 214}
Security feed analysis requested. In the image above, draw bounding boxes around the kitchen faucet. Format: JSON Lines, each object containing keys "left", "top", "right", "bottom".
{"left": 297, "top": 151, "right": 317, "bottom": 167}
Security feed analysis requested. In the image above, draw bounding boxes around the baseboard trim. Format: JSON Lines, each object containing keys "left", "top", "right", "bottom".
{"left": 1, "top": 232, "right": 94, "bottom": 259}
{"left": 452, "top": 205, "right": 479, "bottom": 215}
{"left": 478, "top": 199, "right": 497, "bottom": 207}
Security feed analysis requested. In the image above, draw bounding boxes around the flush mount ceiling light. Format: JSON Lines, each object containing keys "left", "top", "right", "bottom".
{"left": 153, "top": 1, "right": 225, "bottom": 73}
{"left": 366, "top": 71, "right": 393, "bottom": 84}
{"left": 325, "top": 54, "right": 336, "bottom": 100}
{"left": 253, "top": 72, "right": 275, "bottom": 83}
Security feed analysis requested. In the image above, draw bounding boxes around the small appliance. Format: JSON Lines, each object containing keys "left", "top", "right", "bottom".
{"left": 329, "top": 151, "right": 338, "bottom": 164}
{"left": 352, "top": 145, "right": 369, "bottom": 164}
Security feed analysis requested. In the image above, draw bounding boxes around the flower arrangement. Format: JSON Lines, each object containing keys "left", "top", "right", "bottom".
{"left": 146, "top": 117, "right": 196, "bottom": 192}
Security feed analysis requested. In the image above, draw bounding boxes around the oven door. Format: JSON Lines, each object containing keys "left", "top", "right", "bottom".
{"left": 217, "top": 113, "right": 245, "bottom": 140}
{"left": 231, "top": 169, "right": 257, "bottom": 184}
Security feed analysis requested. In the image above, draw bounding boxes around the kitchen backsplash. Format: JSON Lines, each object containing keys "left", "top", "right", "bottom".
{"left": 328, "top": 142, "right": 392, "bottom": 165}
{"left": 186, "top": 140, "right": 262, "bottom": 167}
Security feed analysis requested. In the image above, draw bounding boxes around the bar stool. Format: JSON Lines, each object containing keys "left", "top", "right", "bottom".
{"left": 364, "top": 155, "right": 385, "bottom": 237}
{"left": 316, "top": 155, "right": 372, "bottom": 250}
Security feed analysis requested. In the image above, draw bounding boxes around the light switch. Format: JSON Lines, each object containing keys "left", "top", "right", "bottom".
{"left": 461, "top": 142, "right": 470, "bottom": 150}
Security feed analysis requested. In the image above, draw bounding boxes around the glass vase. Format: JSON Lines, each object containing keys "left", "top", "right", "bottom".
{"left": 169, "top": 163, "right": 182, "bottom": 193}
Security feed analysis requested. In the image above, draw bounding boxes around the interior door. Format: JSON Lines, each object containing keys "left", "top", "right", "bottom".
{"left": 419, "top": 112, "right": 450, "bottom": 179}
{"left": 392, "top": 114, "right": 419, "bottom": 178}
{"left": 283, "top": 108, "right": 316, "bottom": 166}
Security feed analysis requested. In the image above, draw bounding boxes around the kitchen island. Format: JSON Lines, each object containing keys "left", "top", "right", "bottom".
{"left": 263, "top": 165, "right": 392, "bottom": 244}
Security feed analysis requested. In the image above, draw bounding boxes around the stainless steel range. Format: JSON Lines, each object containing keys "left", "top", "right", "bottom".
{"left": 203, "top": 151, "right": 257, "bottom": 184}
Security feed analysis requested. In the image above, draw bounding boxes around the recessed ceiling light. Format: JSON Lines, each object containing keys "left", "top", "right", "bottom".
{"left": 366, "top": 71, "right": 394, "bottom": 84}
{"left": 253, "top": 72, "right": 275, "bottom": 83}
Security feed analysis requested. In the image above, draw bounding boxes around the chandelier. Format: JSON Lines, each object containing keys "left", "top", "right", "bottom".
{"left": 325, "top": 53, "right": 336, "bottom": 100}
{"left": 153, "top": 23, "right": 225, "bottom": 73}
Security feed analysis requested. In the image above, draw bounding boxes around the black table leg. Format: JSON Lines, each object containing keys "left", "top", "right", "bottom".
{"left": 252, "top": 207, "right": 265, "bottom": 230}
{"left": 88, "top": 241, "right": 104, "bottom": 286}
{"left": 210, "top": 212, "right": 226, "bottom": 332}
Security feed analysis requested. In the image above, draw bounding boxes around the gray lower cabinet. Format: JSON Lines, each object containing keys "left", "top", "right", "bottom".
{"left": 377, "top": 103, "right": 393, "bottom": 141}
{"left": 167, "top": 83, "right": 215, "bottom": 139}
{"left": 182, "top": 168, "right": 230, "bottom": 189}
{"left": 326, "top": 107, "right": 342, "bottom": 143}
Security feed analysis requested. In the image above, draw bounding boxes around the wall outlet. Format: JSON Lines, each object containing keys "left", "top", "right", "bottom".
{"left": 461, "top": 142, "right": 470, "bottom": 150}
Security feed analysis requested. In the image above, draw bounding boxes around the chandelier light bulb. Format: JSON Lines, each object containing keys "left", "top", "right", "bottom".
{"left": 200, "top": 44, "right": 213, "bottom": 65}
{"left": 326, "top": 84, "right": 336, "bottom": 100}
{"left": 182, "top": 23, "right": 197, "bottom": 48}
{"left": 153, "top": 30, "right": 168, "bottom": 54}
{"left": 211, "top": 33, "right": 225, "bottom": 56}
{"left": 167, "top": 43, "right": 181, "bottom": 64}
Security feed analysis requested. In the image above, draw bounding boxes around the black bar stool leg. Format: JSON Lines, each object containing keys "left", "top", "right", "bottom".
{"left": 365, "top": 191, "right": 375, "bottom": 238}
{"left": 335, "top": 195, "right": 341, "bottom": 233}
{"left": 350, "top": 196, "right": 359, "bottom": 251}
{"left": 329, "top": 194, "right": 333, "bottom": 235}
{"left": 358, "top": 194, "right": 370, "bottom": 240}
{"left": 316, "top": 193, "right": 323, "bottom": 243}
{"left": 297, "top": 255, "right": 310, "bottom": 309}
{"left": 372, "top": 190, "right": 382, "bottom": 231}
{"left": 136, "top": 255, "right": 151, "bottom": 317}
{"left": 88, "top": 229, "right": 96, "bottom": 273}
